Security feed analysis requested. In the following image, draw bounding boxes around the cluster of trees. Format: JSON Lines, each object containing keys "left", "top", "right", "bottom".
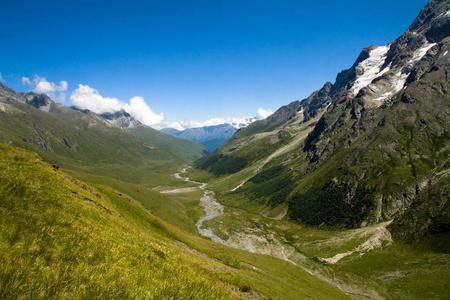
{"left": 239, "top": 165, "right": 295, "bottom": 206}
{"left": 195, "top": 153, "right": 247, "bottom": 175}
{"left": 289, "top": 184, "right": 374, "bottom": 227}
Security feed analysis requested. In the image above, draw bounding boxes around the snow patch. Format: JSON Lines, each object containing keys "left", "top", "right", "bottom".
{"left": 371, "top": 42, "right": 437, "bottom": 102}
{"left": 444, "top": 51, "right": 448, "bottom": 57}
{"left": 413, "top": 42, "right": 437, "bottom": 63}
{"left": 393, "top": 42, "right": 437, "bottom": 93}
{"left": 351, "top": 45, "right": 390, "bottom": 96}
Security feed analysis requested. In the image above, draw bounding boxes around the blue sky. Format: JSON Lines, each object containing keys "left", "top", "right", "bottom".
{"left": 1, "top": 0, "right": 430, "bottom": 129}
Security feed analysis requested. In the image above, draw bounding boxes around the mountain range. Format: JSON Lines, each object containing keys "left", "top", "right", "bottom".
{"left": 161, "top": 124, "right": 238, "bottom": 152}
{"left": 194, "top": 0, "right": 449, "bottom": 247}
{"left": 0, "top": 80, "right": 347, "bottom": 300}
{"left": 0, "top": 83, "right": 209, "bottom": 181}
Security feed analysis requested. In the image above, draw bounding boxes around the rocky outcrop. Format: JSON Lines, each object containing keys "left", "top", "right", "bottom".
{"left": 100, "top": 110, "right": 141, "bottom": 129}
{"left": 0, "top": 83, "right": 52, "bottom": 111}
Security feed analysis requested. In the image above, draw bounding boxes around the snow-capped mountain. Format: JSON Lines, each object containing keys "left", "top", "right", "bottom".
{"left": 196, "top": 0, "right": 450, "bottom": 242}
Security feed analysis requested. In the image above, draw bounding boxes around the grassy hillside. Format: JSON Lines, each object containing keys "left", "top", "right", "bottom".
{"left": 0, "top": 143, "right": 349, "bottom": 299}
{"left": 128, "top": 125, "right": 210, "bottom": 161}
{"left": 0, "top": 100, "right": 188, "bottom": 183}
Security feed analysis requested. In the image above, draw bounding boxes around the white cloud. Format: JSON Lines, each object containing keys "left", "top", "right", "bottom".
{"left": 70, "top": 84, "right": 165, "bottom": 128}
{"left": 70, "top": 83, "right": 274, "bottom": 131}
{"left": 22, "top": 76, "right": 32, "bottom": 85}
{"left": 163, "top": 108, "right": 274, "bottom": 131}
{"left": 257, "top": 108, "right": 274, "bottom": 119}
{"left": 22, "top": 75, "right": 68, "bottom": 93}
{"left": 123, "top": 96, "right": 164, "bottom": 127}
{"left": 48, "top": 92, "right": 67, "bottom": 104}
{"left": 22, "top": 75, "right": 68, "bottom": 103}
{"left": 70, "top": 84, "right": 122, "bottom": 114}
{"left": 0, "top": 72, "right": 4, "bottom": 82}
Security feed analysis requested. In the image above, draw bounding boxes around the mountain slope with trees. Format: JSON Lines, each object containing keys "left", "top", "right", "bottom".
{"left": 193, "top": 0, "right": 450, "bottom": 248}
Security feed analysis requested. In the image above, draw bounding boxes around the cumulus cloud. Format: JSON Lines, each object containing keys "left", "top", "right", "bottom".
{"left": 22, "top": 75, "right": 68, "bottom": 93}
{"left": 47, "top": 92, "right": 67, "bottom": 104}
{"left": 164, "top": 108, "right": 274, "bottom": 131}
{"left": 123, "top": 96, "right": 164, "bottom": 127}
{"left": 70, "top": 84, "right": 165, "bottom": 128}
{"left": 70, "top": 83, "right": 273, "bottom": 131}
{"left": 257, "top": 108, "right": 274, "bottom": 119}
{"left": 70, "top": 84, "right": 122, "bottom": 114}
{"left": 22, "top": 75, "right": 68, "bottom": 103}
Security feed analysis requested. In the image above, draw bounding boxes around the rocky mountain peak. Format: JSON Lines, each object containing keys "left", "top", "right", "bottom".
{"left": 0, "top": 83, "right": 53, "bottom": 111}
{"left": 99, "top": 109, "right": 141, "bottom": 129}
{"left": 23, "top": 93, "right": 52, "bottom": 111}
{"left": 204, "top": 0, "right": 448, "bottom": 235}
{"left": 407, "top": 0, "right": 450, "bottom": 42}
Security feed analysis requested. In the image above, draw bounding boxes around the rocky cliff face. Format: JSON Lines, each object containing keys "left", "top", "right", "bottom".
{"left": 301, "top": 0, "right": 449, "bottom": 223}
{"left": 0, "top": 83, "right": 53, "bottom": 111}
{"left": 100, "top": 110, "right": 141, "bottom": 129}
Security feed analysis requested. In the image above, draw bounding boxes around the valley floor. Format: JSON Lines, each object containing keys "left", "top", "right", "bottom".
{"left": 164, "top": 167, "right": 450, "bottom": 300}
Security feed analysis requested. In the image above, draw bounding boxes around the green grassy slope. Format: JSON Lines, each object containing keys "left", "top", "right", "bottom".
{"left": 0, "top": 143, "right": 349, "bottom": 299}
{"left": 0, "top": 100, "right": 186, "bottom": 183}
{"left": 199, "top": 202, "right": 450, "bottom": 300}
{"left": 128, "top": 125, "right": 210, "bottom": 161}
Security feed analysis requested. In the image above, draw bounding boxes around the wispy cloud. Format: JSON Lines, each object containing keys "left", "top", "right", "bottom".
{"left": 0, "top": 72, "right": 4, "bottom": 82}
{"left": 70, "top": 84, "right": 164, "bottom": 128}
{"left": 22, "top": 75, "right": 68, "bottom": 103}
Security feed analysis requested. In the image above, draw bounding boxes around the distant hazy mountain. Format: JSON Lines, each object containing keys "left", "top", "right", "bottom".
{"left": 161, "top": 124, "right": 238, "bottom": 152}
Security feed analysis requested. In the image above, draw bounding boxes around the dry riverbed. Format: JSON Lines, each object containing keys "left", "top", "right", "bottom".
{"left": 161, "top": 167, "right": 392, "bottom": 299}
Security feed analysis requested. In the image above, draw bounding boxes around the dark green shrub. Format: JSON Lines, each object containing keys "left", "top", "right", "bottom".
{"left": 241, "top": 285, "right": 251, "bottom": 292}
{"left": 195, "top": 153, "right": 247, "bottom": 175}
{"left": 289, "top": 184, "right": 374, "bottom": 227}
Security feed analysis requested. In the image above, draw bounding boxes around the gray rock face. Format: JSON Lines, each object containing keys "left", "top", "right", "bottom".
{"left": 0, "top": 83, "right": 52, "bottom": 111}
{"left": 100, "top": 110, "right": 141, "bottom": 129}
{"left": 407, "top": 0, "right": 450, "bottom": 42}
{"left": 297, "top": 0, "right": 450, "bottom": 232}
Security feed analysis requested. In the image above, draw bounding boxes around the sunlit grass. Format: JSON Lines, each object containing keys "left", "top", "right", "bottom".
{"left": 0, "top": 144, "right": 242, "bottom": 299}
{"left": 0, "top": 144, "right": 349, "bottom": 299}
